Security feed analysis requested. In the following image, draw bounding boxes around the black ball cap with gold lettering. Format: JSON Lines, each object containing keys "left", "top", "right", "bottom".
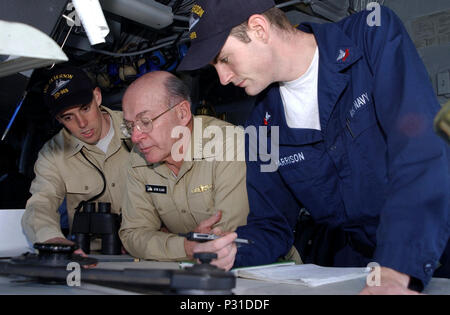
{"left": 177, "top": 0, "right": 275, "bottom": 72}
{"left": 43, "top": 66, "right": 95, "bottom": 118}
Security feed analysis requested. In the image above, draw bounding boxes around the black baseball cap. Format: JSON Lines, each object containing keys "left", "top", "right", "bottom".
{"left": 177, "top": 0, "right": 275, "bottom": 72}
{"left": 43, "top": 66, "right": 95, "bottom": 117}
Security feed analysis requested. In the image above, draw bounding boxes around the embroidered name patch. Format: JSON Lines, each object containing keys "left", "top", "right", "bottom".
{"left": 349, "top": 92, "right": 370, "bottom": 118}
{"left": 146, "top": 185, "right": 167, "bottom": 194}
{"left": 275, "top": 152, "right": 306, "bottom": 168}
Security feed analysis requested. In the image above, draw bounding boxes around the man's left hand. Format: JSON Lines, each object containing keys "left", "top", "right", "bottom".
{"left": 360, "top": 266, "right": 420, "bottom": 295}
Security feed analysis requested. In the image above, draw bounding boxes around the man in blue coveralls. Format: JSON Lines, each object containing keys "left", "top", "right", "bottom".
{"left": 177, "top": 0, "right": 450, "bottom": 294}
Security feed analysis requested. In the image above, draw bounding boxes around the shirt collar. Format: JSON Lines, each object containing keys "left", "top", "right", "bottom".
{"left": 64, "top": 106, "right": 125, "bottom": 158}
{"left": 257, "top": 22, "right": 364, "bottom": 145}
{"left": 298, "top": 22, "right": 363, "bottom": 72}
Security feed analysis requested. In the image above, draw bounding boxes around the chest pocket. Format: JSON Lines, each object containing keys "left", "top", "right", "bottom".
{"left": 150, "top": 194, "right": 170, "bottom": 212}
{"left": 65, "top": 173, "right": 102, "bottom": 195}
{"left": 277, "top": 147, "right": 321, "bottom": 184}
{"left": 345, "top": 94, "right": 387, "bottom": 162}
{"left": 345, "top": 95, "right": 378, "bottom": 140}
{"left": 277, "top": 145, "right": 343, "bottom": 222}
{"left": 344, "top": 95, "right": 388, "bottom": 214}
{"left": 188, "top": 185, "right": 214, "bottom": 223}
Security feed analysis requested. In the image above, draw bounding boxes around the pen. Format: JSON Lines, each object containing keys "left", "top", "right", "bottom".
{"left": 179, "top": 232, "right": 254, "bottom": 245}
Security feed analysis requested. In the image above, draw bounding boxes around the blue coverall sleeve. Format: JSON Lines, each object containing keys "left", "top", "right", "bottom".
{"left": 234, "top": 131, "right": 300, "bottom": 267}
{"left": 362, "top": 6, "right": 450, "bottom": 285}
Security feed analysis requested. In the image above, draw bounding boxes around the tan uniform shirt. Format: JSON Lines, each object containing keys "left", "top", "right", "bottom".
{"left": 120, "top": 116, "right": 249, "bottom": 261}
{"left": 22, "top": 107, "right": 131, "bottom": 244}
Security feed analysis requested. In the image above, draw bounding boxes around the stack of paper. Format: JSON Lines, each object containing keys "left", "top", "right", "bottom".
{"left": 0, "top": 209, "right": 33, "bottom": 258}
{"left": 235, "top": 263, "right": 370, "bottom": 287}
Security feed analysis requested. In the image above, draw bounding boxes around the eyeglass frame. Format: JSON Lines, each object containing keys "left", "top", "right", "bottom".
{"left": 121, "top": 101, "right": 184, "bottom": 138}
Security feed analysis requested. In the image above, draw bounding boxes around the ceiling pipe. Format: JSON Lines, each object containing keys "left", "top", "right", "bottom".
{"left": 99, "top": 0, "right": 173, "bottom": 30}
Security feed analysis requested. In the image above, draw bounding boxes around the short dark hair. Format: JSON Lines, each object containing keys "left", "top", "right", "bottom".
{"left": 230, "top": 7, "right": 294, "bottom": 43}
{"left": 164, "top": 75, "right": 191, "bottom": 108}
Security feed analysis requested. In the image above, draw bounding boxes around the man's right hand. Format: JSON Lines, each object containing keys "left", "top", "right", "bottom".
{"left": 192, "top": 232, "right": 238, "bottom": 271}
{"left": 184, "top": 211, "right": 223, "bottom": 258}
{"left": 44, "top": 237, "right": 86, "bottom": 256}
{"left": 45, "top": 237, "right": 74, "bottom": 246}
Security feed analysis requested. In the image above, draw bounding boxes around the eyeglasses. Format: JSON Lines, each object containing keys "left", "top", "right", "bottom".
{"left": 121, "top": 101, "right": 182, "bottom": 138}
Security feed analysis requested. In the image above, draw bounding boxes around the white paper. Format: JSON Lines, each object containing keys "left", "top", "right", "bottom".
{"left": 236, "top": 264, "right": 370, "bottom": 287}
{"left": 0, "top": 209, "right": 33, "bottom": 257}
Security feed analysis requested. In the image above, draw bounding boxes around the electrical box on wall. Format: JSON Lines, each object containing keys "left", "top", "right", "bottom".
{"left": 437, "top": 70, "right": 450, "bottom": 96}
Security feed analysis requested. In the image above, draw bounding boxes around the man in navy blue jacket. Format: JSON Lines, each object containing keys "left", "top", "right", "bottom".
{"left": 178, "top": 0, "right": 450, "bottom": 294}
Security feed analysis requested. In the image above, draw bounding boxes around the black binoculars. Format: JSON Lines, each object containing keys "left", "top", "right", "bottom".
{"left": 71, "top": 202, "right": 122, "bottom": 255}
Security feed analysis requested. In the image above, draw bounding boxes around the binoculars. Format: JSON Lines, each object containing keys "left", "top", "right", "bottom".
{"left": 71, "top": 202, "right": 122, "bottom": 255}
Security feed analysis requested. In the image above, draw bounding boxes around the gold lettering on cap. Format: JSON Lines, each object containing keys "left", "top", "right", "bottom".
{"left": 53, "top": 88, "right": 69, "bottom": 100}
{"left": 192, "top": 5, "right": 204, "bottom": 17}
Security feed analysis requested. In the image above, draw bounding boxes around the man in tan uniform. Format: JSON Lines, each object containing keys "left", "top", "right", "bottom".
{"left": 120, "top": 71, "right": 249, "bottom": 262}
{"left": 22, "top": 66, "right": 131, "bottom": 253}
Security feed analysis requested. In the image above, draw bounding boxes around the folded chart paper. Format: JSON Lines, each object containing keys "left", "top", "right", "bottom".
{"left": 0, "top": 209, "right": 33, "bottom": 257}
{"left": 235, "top": 264, "right": 370, "bottom": 287}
